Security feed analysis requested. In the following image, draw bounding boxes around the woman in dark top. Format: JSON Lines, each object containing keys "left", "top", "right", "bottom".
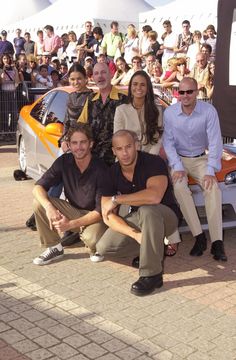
{"left": 60, "top": 63, "right": 93, "bottom": 151}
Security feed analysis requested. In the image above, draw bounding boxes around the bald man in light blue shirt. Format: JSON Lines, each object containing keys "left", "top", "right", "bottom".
{"left": 163, "top": 77, "right": 227, "bottom": 261}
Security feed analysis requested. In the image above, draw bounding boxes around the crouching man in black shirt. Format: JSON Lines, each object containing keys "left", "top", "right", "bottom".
{"left": 96, "top": 130, "right": 181, "bottom": 296}
{"left": 32, "top": 123, "right": 107, "bottom": 265}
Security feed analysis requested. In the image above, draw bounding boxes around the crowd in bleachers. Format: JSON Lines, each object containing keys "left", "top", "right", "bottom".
{"left": 0, "top": 19, "right": 216, "bottom": 137}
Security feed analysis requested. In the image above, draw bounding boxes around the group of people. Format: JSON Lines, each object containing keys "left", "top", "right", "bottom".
{"left": 29, "top": 57, "right": 226, "bottom": 297}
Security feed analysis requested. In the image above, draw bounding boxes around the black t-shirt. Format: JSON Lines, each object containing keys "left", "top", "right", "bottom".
{"left": 36, "top": 154, "right": 108, "bottom": 213}
{"left": 102, "top": 151, "right": 181, "bottom": 218}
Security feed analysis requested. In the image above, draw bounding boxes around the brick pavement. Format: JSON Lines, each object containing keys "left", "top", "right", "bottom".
{"left": 0, "top": 144, "right": 236, "bottom": 360}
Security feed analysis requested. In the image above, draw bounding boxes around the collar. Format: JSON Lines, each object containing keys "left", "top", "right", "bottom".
{"left": 92, "top": 86, "right": 125, "bottom": 101}
{"left": 177, "top": 100, "right": 201, "bottom": 116}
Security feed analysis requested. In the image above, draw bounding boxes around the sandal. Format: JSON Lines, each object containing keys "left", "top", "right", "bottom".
{"left": 165, "top": 243, "right": 178, "bottom": 257}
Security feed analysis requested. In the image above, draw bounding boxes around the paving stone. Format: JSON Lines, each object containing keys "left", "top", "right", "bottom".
{"left": 9, "top": 318, "right": 35, "bottom": 332}
{"left": 11, "top": 339, "right": 39, "bottom": 353}
{"left": 170, "top": 343, "right": 195, "bottom": 357}
{"left": 0, "top": 311, "right": 20, "bottom": 322}
{"left": 21, "top": 310, "right": 47, "bottom": 322}
{"left": 49, "top": 343, "right": 78, "bottom": 359}
{"left": 47, "top": 324, "right": 75, "bottom": 339}
{"left": 22, "top": 327, "right": 46, "bottom": 340}
{"left": 71, "top": 321, "right": 97, "bottom": 335}
{"left": 79, "top": 342, "right": 108, "bottom": 359}
{"left": 86, "top": 330, "right": 114, "bottom": 345}
{"left": 35, "top": 318, "right": 59, "bottom": 329}
{"left": 0, "top": 321, "right": 11, "bottom": 332}
{"left": 63, "top": 333, "right": 90, "bottom": 348}
{"left": 102, "top": 338, "right": 127, "bottom": 352}
{"left": 115, "top": 346, "right": 142, "bottom": 359}
{"left": 27, "top": 348, "right": 53, "bottom": 360}
{"left": 0, "top": 329, "right": 25, "bottom": 344}
{"left": 33, "top": 334, "right": 60, "bottom": 348}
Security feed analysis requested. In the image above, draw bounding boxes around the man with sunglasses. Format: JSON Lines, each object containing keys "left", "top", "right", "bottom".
{"left": 163, "top": 77, "right": 227, "bottom": 262}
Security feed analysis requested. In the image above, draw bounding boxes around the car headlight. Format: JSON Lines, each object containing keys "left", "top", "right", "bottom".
{"left": 225, "top": 171, "right": 236, "bottom": 185}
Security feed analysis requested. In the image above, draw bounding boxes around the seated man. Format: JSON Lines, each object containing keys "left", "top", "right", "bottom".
{"left": 95, "top": 130, "right": 180, "bottom": 296}
{"left": 32, "top": 123, "right": 107, "bottom": 265}
{"left": 163, "top": 77, "right": 227, "bottom": 261}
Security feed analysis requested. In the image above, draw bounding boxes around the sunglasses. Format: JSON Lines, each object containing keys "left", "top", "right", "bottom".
{"left": 178, "top": 89, "right": 196, "bottom": 95}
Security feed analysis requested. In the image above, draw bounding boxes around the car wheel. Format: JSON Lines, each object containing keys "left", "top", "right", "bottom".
{"left": 19, "top": 137, "right": 27, "bottom": 173}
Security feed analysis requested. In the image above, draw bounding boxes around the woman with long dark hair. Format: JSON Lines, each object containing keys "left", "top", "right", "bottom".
{"left": 114, "top": 70, "right": 161, "bottom": 154}
{"left": 114, "top": 70, "right": 181, "bottom": 256}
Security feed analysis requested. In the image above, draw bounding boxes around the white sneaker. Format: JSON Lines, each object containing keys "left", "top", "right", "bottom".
{"left": 33, "top": 245, "right": 64, "bottom": 265}
{"left": 90, "top": 253, "right": 104, "bottom": 263}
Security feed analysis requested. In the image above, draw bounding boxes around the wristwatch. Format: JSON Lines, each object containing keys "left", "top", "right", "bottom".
{"left": 111, "top": 195, "right": 118, "bottom": 206}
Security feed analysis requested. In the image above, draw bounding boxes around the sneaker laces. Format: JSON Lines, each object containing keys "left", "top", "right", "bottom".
{"left": 38, "top": 247, "right": 60, "bottom": 260}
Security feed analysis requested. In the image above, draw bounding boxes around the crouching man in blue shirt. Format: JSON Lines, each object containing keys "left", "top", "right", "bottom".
{"left": 95, "top": 130, "right": 181, "bottom": 296}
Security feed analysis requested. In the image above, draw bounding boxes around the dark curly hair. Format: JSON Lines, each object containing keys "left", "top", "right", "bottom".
{"left": 127, "top": 70, "right": 161, "bottom": 145}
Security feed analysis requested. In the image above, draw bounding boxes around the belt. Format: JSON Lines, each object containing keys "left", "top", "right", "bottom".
{"left": 179, "top": 152, "right": 206, "bottom": 158}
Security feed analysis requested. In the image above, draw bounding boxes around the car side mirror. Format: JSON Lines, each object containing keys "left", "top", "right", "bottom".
{"left": 45, "top": 123, "right": 64, "bottom": 137}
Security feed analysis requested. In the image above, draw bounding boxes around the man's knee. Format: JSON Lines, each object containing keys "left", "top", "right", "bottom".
{"left": 33, "top": 198, "right": 44, "bottom": 214}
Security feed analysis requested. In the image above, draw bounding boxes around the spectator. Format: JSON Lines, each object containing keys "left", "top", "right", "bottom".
{"left": 122, "top": 55, "right": 142, "bottom": 86}
{"left": 17, "top": 54, "right": 31, "bottom": 82}
{"left": 51, "top": 69, "right": 62, "bottom": 88}
{"left": 41, "top": 52, "right": 54, "bottom": 74}
{"left": 35, "top": 64, "right": 53, "bottom": 89}
{"left": 34, "top": 30, "right": 44, "bottom": 57}
{"left": 147, "top": 30, "right": 162, "bottom": 63}
{"left": 0, "top": 30, "right": 14, "bottom": 56}
{"left": 13, "top": 29, "right": 25, "bottom": 58}
{"left": 51, "top": 57, "right": 60, "bottom": 71}
{"left": 24, "top": 32, "right": 35, "bottom": 56}
{"left": 150, "top": 61, "right": 163, "bottom": 84}
{"left": 77, "top": 21, "right": 94, "bottom": 65}
{"left": 143, "top": 53, "right": 156, "bottom": 75}
{"left": 160, "top": 20, "right": 178, "bottom": 69}
{"left": 189, "top": 52, "right": 209, "bottom": 99}
{"left": 59, "top": 62, "right": 69, "bottom": 85}
{"left": 186, "top": 30, "right": 202, "bottom": 70}
{"left": 175, "top": 20, "right": 193, "bottom": 57}
{"left": 139, "top": 25, "right": 152, "bottom": 58}
{"left": 101, "top": 21, "right": 124, "bottom": 61}
{"left": 205, "top": 24, "right": 217, "bottom": 61}
{"left": 63, "top": 31, "right": 77, "bottom": 65}
{"left": 89, "top": 26, "right": 103, "bottom": 61}
{"left": 206, "top": 61, "right": 215, "bottom": 99}
{"left": 0, "top": 54, "right": 19, "bottom": 132}
{"left": 123, "top": 24, "right": 139, "bottom": 65}
{"left": 43, "top": 25, "right": 62, "bottom": 57}
{"left": 97, "top": 54, "right": 116, "bottom": 77}
{"left": 201, "top": 43, "right": 212, "bottom": 62}
{"left": 111, "top": 56, "right": 130, "bottom": 86}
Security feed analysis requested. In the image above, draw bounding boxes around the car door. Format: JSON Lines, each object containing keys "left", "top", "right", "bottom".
{"left": 36, "top": 90, "right": 69, "bottom": 175}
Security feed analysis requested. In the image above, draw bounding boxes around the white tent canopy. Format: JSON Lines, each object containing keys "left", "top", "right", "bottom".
{"left": 0, "top": 0, "right": 51, "bottom": 29}
{"left": 7, "top": 0, "right": 153, "bottom": 40}
{"left": 140, "top": 0, "right": 218, "bottom": 36}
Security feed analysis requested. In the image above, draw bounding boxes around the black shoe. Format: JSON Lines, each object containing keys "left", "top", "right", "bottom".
{"left": 190, "top": 232, "right": 207, "bottom": 256}
{"left": 211, "top": 240, "right": 227, "bottom": 261}
{"left": 131, "top": 274, "right": 163, "bottom": 296}
{"left": 61, "top": 231, "right": 80, "bottom": 247}
{"left": 26, "top": 214, "right": 37, "bottom": 231}
{"left": 131, "top": 256, "right": 139, "bottom": 268}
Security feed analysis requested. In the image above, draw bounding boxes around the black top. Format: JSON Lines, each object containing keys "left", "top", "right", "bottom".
{"left": 36, "top": 154, "right": 108, "bottom": 213}
{"left": 102, "top": 151, "right": 181, "bottom": 218}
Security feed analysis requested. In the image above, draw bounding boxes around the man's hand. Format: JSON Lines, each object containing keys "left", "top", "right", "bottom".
{"left": 102, "top": 198, "right": 117, "bottom": 220}
{"left": 202, "top": 175, "right": 217, "bottom": 190}
{"left": 172, "top": 171, "right": 187, "bottom": 184}
{"left": 52, "top": 214, "right": 71, "bottom": 233}
{"left": 45, "top": 203, "right": 63, "bottom": 230}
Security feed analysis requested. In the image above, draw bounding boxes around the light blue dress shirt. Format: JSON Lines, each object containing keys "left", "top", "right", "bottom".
{"left": 163, "top": 100, "right": 223, "bottom": 176}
